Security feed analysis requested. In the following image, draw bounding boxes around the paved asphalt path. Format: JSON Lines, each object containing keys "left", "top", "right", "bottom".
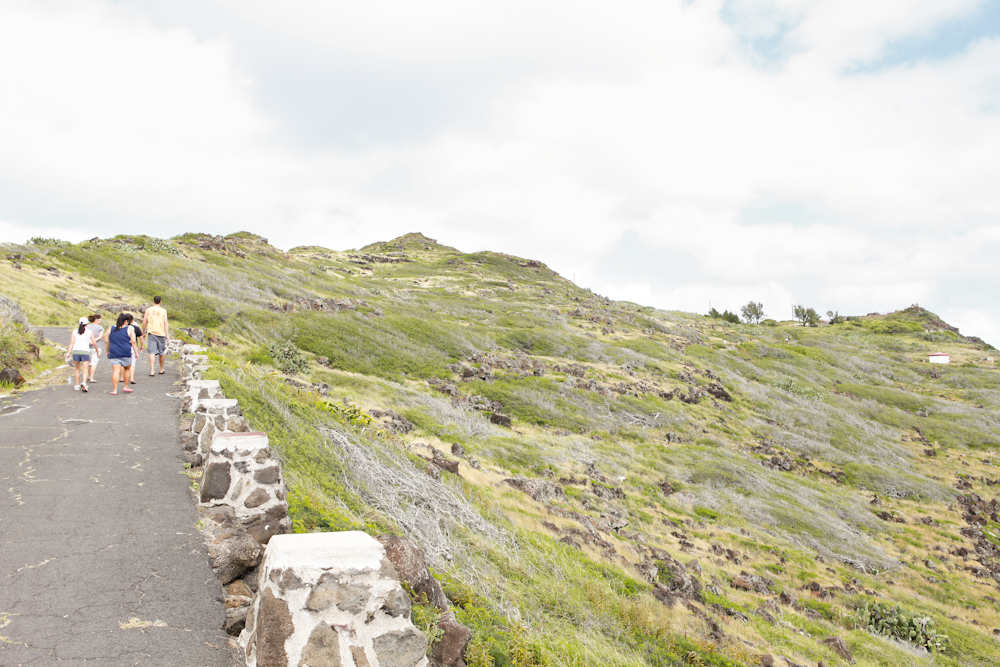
{"left": 0, "top": 327, "right": 234, "bottom": 666}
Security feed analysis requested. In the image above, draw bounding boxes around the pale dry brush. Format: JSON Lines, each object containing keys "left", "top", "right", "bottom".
{"left": 409, "top": 392, "right": 503, "bottom": 440}
{"left": 596, "top": 402, "right": 661, "bottom": 431}
{"left": 319, "top": 426, "right": 523, "bottom": 623}
{"left": 514, "top": 386, "right": 556, "bottom": 413}
{"left": 665, "top": 448, "right": 897, "bottom": 572}
{"left": 534, "top": 436, "right": 599, "bottom": 473}
{"left": 222, "top": 365, "right": 524, "bottom": 618}
{"left": 145, "top": 254, "right": 277, "bottom": 306}
{"left": 0, "top": 294, "right": 28, "bottom": 327}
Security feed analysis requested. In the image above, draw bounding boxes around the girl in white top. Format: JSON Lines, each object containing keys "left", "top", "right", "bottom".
{"left": 67, "top": 316, "right": 99, "bottom": 392}
{"left": 85, "top": 313, "right": 105, "bottom": 384}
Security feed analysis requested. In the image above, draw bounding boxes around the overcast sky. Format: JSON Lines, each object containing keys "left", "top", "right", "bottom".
{"left": 1, "top": 0, "right": 998, "bottom": 345}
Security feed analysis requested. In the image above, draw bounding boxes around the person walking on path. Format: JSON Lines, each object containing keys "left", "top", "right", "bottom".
{"left": 85, "top": 313, "right": 105, "bottom": 384}
{"left": 142, "top": 295, "right": 170, "bottom": 376}
{"left": 66, "top": 316, "right": 99, "bottom": 392}
{"left": 128, "top": 319, "right": 144, "bottom": 385}
{"left": 105, "top": 312, "right": 138, "bottom": 395}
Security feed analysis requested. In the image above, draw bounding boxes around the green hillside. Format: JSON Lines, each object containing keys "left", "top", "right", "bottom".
{"left": 3, "top": 232, "right": 1000, "bottom": 666}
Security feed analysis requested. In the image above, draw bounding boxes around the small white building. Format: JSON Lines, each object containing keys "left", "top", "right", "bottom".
{"left": 929, "top": 352, "right": 950, "bottom": 364}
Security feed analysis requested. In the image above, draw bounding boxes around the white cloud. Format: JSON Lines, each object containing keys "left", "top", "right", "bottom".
{"left": 0, "top": 0, "right": 998, "bottom": 344}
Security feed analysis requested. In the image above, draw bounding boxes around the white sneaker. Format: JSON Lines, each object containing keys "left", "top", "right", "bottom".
{"left": 73, "top": 384, "right": 81, "bottom": 391}
{"left": 81, "top": 384, "right": 88, "bottom": 393}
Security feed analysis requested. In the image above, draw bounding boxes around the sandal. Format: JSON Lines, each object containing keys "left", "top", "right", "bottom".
{"left": 123, "top": 388, "right": 133, "bottom": 394}
{"left": 109, "top": 391, "right": 118, "bottom": 395}
{"left": 158, "top": 370, "right": 165, "bottom": 375}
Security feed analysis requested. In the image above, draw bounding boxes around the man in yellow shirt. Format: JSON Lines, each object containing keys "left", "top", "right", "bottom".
{"left": 141, "top": 296, "right": 170, "bottom": 376}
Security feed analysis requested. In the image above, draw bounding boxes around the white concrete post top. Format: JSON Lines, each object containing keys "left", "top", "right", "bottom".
{"left": 187, "top": 379, "right": 221, "bottom": 389}
{"left": 181, "top": 344, "right": 207, "bottom": 354}
{"left": 210, "top": 432, "right": 269, "bottom": 453}
{"left": 264, "top": 532, "right": 386, "bottom": 575}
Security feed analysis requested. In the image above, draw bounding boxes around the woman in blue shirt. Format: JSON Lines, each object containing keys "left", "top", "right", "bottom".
{"left": 104, "top": 313, "right": 138, "bottom": 395}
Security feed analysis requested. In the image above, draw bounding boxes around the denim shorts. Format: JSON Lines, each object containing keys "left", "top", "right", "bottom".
{"left": 147, "top": 335, "right": 167, "bottom": 356}
{"left": 109, "top": 357, "right": 132, "bottom": 366}
{"left": 72, "top": 354, "right": 90, "bottom": 363}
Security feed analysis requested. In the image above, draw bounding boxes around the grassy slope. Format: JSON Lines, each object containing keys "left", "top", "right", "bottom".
{"left": 4, "top": 232, "right": 1000, "bottom": 666}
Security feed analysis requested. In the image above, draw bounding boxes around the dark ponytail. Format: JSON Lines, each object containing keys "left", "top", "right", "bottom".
{"left": 78, "top": 321, "right": 87, "bottom": 335}
{"left": 115, "top": 313, "right": 131, "bottom": 329}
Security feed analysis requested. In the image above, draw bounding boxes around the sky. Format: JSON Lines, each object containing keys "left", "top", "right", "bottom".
{"left": 1, "top": 0, "right": 999, "bottom": 345}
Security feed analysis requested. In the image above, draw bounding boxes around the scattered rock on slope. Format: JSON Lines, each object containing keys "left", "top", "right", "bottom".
{"left": 502, "top": 476, "right": 565, "bottom": 502}
{"left": 0, "top": 368, "right": 25, "bottom": 386}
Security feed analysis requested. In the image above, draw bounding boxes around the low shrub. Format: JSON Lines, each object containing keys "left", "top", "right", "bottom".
{"left": 708, "top": 308, "right": 740, "bottom": 324}
{"left": 863, "top": 320, "right": 924, "bottom": 334}
{"left": 268, "top": 340, "right": 310, "bottom": 375}
{"left": 836, "top": 383, "right": 931, "bottom": 413}
{"left": 855, "top": 599, "right": 948, "bottom": 653}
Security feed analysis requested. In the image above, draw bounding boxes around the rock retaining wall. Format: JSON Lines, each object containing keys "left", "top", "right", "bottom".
{"left": 175, "top": 345, "right": 437, "bottom": 666}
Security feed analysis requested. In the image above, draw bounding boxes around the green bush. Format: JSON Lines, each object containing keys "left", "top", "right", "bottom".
{"left": 694, "top": 506, "right": 721, "bottom": 520}
{"left": 707, "top": 308, "right": 740, "bottom": 324}
{"left": 247, "top": 345, "right": 271, "bottom": 365}
{"left": 800, "top": 598, "right": 837, "bottom": 622}
{"left": 268, "top": 340, "right": 310, "bottom": 375}
{"left": 167, "top": 291, "right": 226, "bottom": 327}
{"left": 863, "top": 319, "right": 923, "bottom": 334}
{"left": 761, "top": 319, "right": 778, "bottom": 327}
{"left": 855, "top": 599, "right": 948, "bottom": 653}
{"left": 293, "top": 312, "right": 483, "bottom": 380}
{"left": 793, "top": 304, "right": 820, "bottom": 327}
{"left": 836, "top": 383, "right": 930, "bottom": 413}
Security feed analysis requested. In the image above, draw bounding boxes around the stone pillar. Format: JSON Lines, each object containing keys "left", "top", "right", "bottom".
{"left": 240, "top": 532, "right": 429, "bottom": 667}
{"left": 199, "top": 432, "right": 291, "bottom": 544}
{"left": 182, "top": 379, "right": 223, "bottom": 413}
{"left": 188, "top": 379, "right": 222, "bottom": 398}
{"left": 188, "top": 400, "right": 244, "bottom": 453}
{"left": 182, "top": 353, "right": 211, "bottom": 381}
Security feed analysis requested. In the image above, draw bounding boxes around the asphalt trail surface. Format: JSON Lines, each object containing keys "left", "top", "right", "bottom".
{"left": 0, "top": 327, "right": 233, "bottom": 666}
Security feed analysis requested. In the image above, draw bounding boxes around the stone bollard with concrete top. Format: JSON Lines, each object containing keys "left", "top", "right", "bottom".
{"left": 240, "top": 532, "right": 429, "bottom": 667}
{"left": 183, "top": 378, "right": 225, "bottom": 410}
{"left": 180, "top": 344, "right": 210, "bottom": 382}
{"left": 167, "top": 338, "right": 184, "bottom": 356}
{"left": 199, "top": 432, "right": 291, "bottom": 545}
